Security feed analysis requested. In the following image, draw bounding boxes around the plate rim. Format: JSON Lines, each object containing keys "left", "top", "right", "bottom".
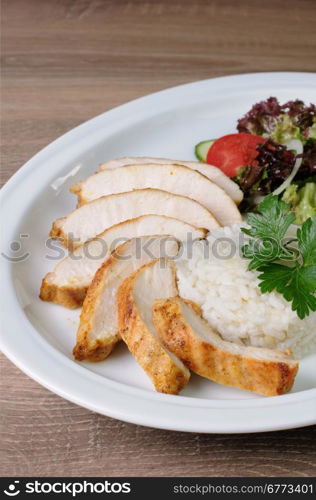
{"left": 1, "top": 71, "right": 316, "bottom": 433}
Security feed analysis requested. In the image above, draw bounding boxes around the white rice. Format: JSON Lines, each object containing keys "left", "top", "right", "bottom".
{"left": 176, "top": 224, "right": 316, "bottom": 358}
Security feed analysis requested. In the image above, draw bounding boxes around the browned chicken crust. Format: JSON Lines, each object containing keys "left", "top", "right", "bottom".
{"left": 73, "top": 256, "right": 121, "bottom": 362}
{"left": 153, "top": 297, "right": 299, "bottom": 397}
{"left": 42, "top": 215, "right": 206, "bottom": 309}
{"left": 39, "top": 279, "right": 87, "bottom": 309}
{"left": 73, "top": 236, "right": 180, "bottom": 362}
{"left": 49, "top": 218, "right": 68, "bottom": 246}
{"left": 117, "top": 261, "right": 190, "bottom": 394}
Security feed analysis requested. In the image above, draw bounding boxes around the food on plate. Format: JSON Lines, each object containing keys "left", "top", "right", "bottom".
{"left": 177, "top": 222, "right": 316, "bottom": 359}
{"left": 195, "top": 140, "right": 215, "bottom": 162}
{"left": 40, "top": 97, "right": 315, "bottom": 398}
{"left": 98, "top": 156, "right": 243, "bottom": 203}
{"left": 73, "top": 236, "right": 180, "bottom": 362}
{"left": 236, "top": 97, "right": 315, "bottom": 141}
{"left": 241, "top": 195, "right": 316, "bottom": 320}
{"left": 153, "top": 297, "right": 298, "bottom": 396}
{"left": 205, "top": 133, "right": 266, "bottom": 178}
{"left": 40, "top": 215, "right": 206, "bottom": 309}
{"left": 195, "top": 97, "right": 315, "bottom": 221}
{"left": 50, "top": 188, "right": 220, "bottom": 248}
{"left": 117, "top": 259, "right": 190, "bottom": 394}
{"left": 282, "top": 181, "right": 316, "bottom": 224}
{"left": 71, "top": 163, "right": 241, "bottom": 226}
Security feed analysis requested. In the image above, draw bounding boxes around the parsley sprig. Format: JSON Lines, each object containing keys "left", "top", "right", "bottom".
{"left": 242, "top": 195, "right": 316, "bottom": 319}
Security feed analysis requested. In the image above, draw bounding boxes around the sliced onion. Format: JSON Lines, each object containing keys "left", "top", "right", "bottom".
{"left": 272, "top": 139, "right": 303, "bottom": 196}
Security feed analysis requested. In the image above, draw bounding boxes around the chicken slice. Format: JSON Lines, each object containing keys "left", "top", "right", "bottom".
{"left": 73, "top": 236, "right": 180, "bottom": 362}
{"left": 153, "top": 297, "right": 299, "bottom": 396}
{"left": 71, "top": 164, "right": 241, "bottom": 227}
{"left": 98, "top": 156, "right": 243, "bottom": 204}
{"left": 50, "top": 189, "right": 219, "bottom": 248}
{"left": 117, "top": 259, "right": 190, "bottom": 394}
{"left": 40, "top": 215, "right": 206, "bottom": 309}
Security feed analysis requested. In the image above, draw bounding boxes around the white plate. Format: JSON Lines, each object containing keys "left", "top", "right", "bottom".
{"left": 1, "top": 72, "right": 316, "bottom": 433}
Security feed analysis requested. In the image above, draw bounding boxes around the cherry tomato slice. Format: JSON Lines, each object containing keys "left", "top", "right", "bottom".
{"left": 206, "top": 133, "right": 265, "bottom": 177}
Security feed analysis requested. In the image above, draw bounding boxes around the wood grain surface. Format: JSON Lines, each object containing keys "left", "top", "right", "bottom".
{"left": 1, "top": 0, "right": 316, "bottom": 477}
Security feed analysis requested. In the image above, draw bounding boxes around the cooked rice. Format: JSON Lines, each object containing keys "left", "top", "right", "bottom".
{"left": 176, "top": 224, "right": 316, "bottom": 358}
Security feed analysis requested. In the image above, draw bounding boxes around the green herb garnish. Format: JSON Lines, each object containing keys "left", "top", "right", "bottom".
{"left": 242, "top": 195, "right": 316, "bottom": 319}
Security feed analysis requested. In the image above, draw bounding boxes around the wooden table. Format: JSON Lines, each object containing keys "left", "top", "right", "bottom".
{"left": 2, "top": 0, "right": 316, "bottom": 477}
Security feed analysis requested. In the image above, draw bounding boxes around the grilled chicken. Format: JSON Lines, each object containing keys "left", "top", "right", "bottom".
{"left": 98, "top": 156, "right": 243, "bottom": 204}
{"left": 153, "top": 297, "right": 299, "bottom": 396}
{"left": 50, "top": 189, "right": 219, "bottom": 248}
{"left": 40, "top": 215, "right": 206, "bottom": 309}
{"left": 71, "top": 164, "right": 241, "bottom": 227}
{"left": 73, "top": 236, "right": 180, "bottom": 362}
{"left": 117, "top": 259, "right": 190, "bottom": 394}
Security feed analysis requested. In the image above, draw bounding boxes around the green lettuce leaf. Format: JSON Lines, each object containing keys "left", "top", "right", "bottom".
{"left": 269, "top": 114, "right": 302, "bottom": 142}
{"left": 282, "top": 182, "right": 316, "bottom": 224}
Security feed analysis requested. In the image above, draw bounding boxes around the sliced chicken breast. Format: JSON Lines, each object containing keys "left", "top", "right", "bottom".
{"left": 50, "top": 189, "right": 219, "bottom": 248}
{"left": 153, "top": 297, "right": 299, "bottom": 396}
{"left": 71, "top": 164, "right": 242, "bottom": 226}
{"left": 41, "top": 215, "right": 206, "bottom": 309}
{"left": 98, "top": 156, "right": 243, "bottom": 204}
{"left": 117, "top": 259, "right": 190, "bottom": 394}
{"left": 73, "top": 236, "right": 180, "bottom": 362}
